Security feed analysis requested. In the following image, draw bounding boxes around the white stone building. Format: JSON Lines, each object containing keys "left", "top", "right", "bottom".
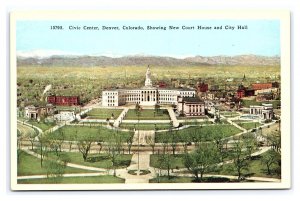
{"left": 177, "top": 97, "right": 205, "bottom": 117}
{"left": 102, "top": 66, "right": 196, "bottom": 107}
{"left": 250, "top": 103, "right": 274, "bottom": 120}
{"left": 24, "top": 104, "right": 55, "bottom": 119}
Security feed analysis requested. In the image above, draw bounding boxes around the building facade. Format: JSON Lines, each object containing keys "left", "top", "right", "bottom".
{"left": 250, "top": 103, "right": 274, "bottom": 120}
{"left": 47, "top": 95, "right": 80, "bottom": 106}
{"left": 177, "top": 97, "right": 205, "bottom": 116}
{"left": 102, "top": 66, "right": 196, "bottom": 107}
{"left": 24, "top": 104, "right": 55, "bottom": 119}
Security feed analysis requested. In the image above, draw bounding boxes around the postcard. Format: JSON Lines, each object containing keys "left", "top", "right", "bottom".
{"left": 10, "top": 10, "right": 290, "bottom": 190}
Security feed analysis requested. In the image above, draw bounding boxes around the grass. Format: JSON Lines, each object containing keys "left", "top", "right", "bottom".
{"left": 150, "top": 154, "right": 185, "bottom": 169}
{"left": 181, "top": 120, "right": 213, "bottom": 126}
{"left": 27, "top": 120, "right": 56, "bottom": 131}
{"left": 220, "top": 112, "right": 240, "bottom": 117}
{"left": 40, "top": 151, "right": 132, "bottom": 169}
{"left": 17, "top": 151, "right": 96, "bottom": 176}
{"left": 155, "top": 125, "right": 241, "bottom": 143}
{"left": 237, "top": 122, "right": 263, "bottom": 130}
{"left": 17, "top": 123, "right": 36, "bottom": 136}
{"left": 119, "top": 123, "right": 172, "bottom": 130}
{"left": 49, "top": 125, "right": 133, "bottom": 141}
{"left": 149, "top": 176, "right": 232, "bottom": 183}
{"left": 125, "top": 109, "right": 170, "bottom": 120}
{"left": 18, "top": 175, "right": 125, "bottom": 184}
{"left": 86, "top": 108, "right": 123, "bottom": 119}
{"left": 219, "top": 150, "right": 281, "bottom": 179}
{"left": 242, "top": 99, "right": 281, "bottom": 109}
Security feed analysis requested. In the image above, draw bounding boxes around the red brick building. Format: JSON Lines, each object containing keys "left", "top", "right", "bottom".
{"left": 47, "top": 96, "right": 80, "bottom": 106}
{"left": 236, "top": 85, "right": 255, "bottom": 98}
{"left": 252, "top": 83, "right": 273, "bottom": 90}
{"left": 196, "top": 82, "right": 208, "bottom": 93}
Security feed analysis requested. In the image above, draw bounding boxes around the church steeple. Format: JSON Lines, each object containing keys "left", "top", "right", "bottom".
{"left": 145, "top": 65, "right": 152, "bottom": 87}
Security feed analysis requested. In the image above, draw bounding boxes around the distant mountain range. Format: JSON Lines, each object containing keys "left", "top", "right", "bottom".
{"left": 17, "top": 54, "right": 280, "bottom": 67}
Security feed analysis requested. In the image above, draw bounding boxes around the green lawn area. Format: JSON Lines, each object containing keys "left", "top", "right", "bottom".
{"left": 219, "top": 150, "right": 281, "bottom": 179}
{"left": 149, "top": 176, "right": 232, "bottom": 183}
{"left": 18, "top": 175, "right": 125, "bottom": 184}
{"left": 42, "top": 151, "right": 132, "bottom": 169}
{"left": 18, "top": 151, "right": 95, "bottom": 176}
{"left": 220, "top": 112, "right": 240, "bottom": 117}
{"left": 237, "top": 122, "right": 263, "bottom": 130}
{"left": 27, "top": 120, "right": 56, "bottom": 131}
{"left": 86, "top": 108, "right": 123, "bottom": 119}
{"left": 181, "top": 120, "right": 213, "bottom": 126}
{"left": 49, "top": 125, "right": 133, "bottom": 141}
{"left": 177, "top": 116, "right": 208, "bottom": 120}
{"left": 119, "top": 123, "right": 172, "bottom": 130}
{"left": 150, "top": 154, "right": 185, "bottom": 169}
{"left": 242, "top": 99, "right": 281, "bottom": 109}
{"left": 155, "top": 125, "right": 241, "bottom": 143}
{"left": 125, "top": 109, "right": 170, "bottom": 120}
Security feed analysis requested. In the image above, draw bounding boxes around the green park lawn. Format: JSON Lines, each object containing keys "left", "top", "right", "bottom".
{"left": 125, "top": 109, "right": 170, "bottom": 120}
{"left": 241, "top": 99, "right": 281, "bottom": 108}
{"left": 218, "top": 150, "right": 281, "bottom": 179}
{"left": 181, "top": 120, "right": 213, "bottom": 126}
{"left": 49, "top": 125, "right": 133, "bottom": 141}
{"left": 149, "top": 176, "right": 232, "bottom": 183}
{"left": 17, "top": 151, "right": 96, "bottom": 176}
{"left": 41, "top": 151, "right": 132, "bottom": 169}
{"left": 86, "top": 108, "right": 123, "bottom": 119}
{"left": 237, "top": 122, "right": 263, "bottom": 130}
{"left": 220, "top": 112, "right": 240, "bottom": 117}
{"left": 18, "top": 175, "right": 125, "bottom": 184}
{"left": 27, "top": 120, "right": 56, "bottom": 131}
{"left": 150, "top": 154, "right": 185, "bottom": 169}
{"left": 119, "top": 123, "right": 172, "bottom": 130}
{"left": 155, "top": 125, "right": 241, "bottom": 143}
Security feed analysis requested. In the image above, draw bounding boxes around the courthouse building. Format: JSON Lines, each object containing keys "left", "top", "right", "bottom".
{"left": 102, "top": 66, "right": 196, "bottom": 107}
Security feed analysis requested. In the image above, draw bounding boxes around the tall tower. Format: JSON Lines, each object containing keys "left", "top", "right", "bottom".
{"left": 145, "top": 65, "right": 152, "bottom": 87}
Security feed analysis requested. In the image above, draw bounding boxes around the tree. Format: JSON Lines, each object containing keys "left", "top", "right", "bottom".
{"left": 231, "top": 140, "right": 249, "bottom": 181}
{"left": 28, "top": 129, "right": 39, "bottom": 150}
{"left": 261, "top": 150, "right": 281, "bottom": 175}
{"left": 184, "top": 143, "right": 220, "bottom": 182}
{"left": 126, "top": 135, "right": 133, "bottom": 154}
{"left": 180, "top": 132, "right": 190, "bottom": 154}
{"left": 17, "top": 130, "right": 24, "bottom": 165}
{"left": 243, "top": 133, "right": 258, "bottom": 160}
{"left": 36, "top": 133, "right": 50, "bottom": 168}
{"left": 44, "top": 154, "right": 68, "bottom": 183}
{"left": 107, "top": 134, "right": 119, "bottom": 176}
{"left": 146, "top": 135, "right": 156, "bottom": 154}
{"left": 135, "top": 103, "right": 141, "bottom": 115}
{"left": 158, "top": 153, "right": 173, "bottom": 179}
{"left": 267, "top": 131, "right": 281, "bottom": 153}
{"left": 170, "top": 130, "right": 178, "bottom": 155}
{"left": 161, "top": 134, "right": 169, "bottom": 154}
{"left": 154, "top": 104, "right": 160, "bottom": 115}
{"left": 77, "top": 135, "right": 93, "bottom": 162}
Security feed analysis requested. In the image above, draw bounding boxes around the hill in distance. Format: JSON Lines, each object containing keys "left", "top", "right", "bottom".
{"left": 17, "top": 54, "right": 280, "bottom": 67}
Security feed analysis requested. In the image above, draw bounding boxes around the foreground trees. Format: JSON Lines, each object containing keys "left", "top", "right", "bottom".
{"left": 77, "top": 135, "right": 93, "bottom": 162}
{"left": 184, "top": 143, "right": 221, "bottom": 182}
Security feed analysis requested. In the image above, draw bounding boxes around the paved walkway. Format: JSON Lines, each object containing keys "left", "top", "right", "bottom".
{"left": 167, "top": 107, "right": 179, "bottom": 127}
{"left": 117, "top": 152, "right": 155, "bottom": 183}
{"left": 133, "top": 130, "right": 155, "bottom": 146}
{"left": 113, "top": 108, "right": 129, "bottom": 127}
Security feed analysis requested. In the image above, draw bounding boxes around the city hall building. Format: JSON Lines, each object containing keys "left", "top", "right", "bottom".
{"left": 102, "top": 66, "right": 196, "bottom": 107}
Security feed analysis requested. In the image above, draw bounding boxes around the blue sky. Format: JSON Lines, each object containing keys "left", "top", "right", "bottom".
{"left": 16, "top": 20, "right": 280, "bottom": 57}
